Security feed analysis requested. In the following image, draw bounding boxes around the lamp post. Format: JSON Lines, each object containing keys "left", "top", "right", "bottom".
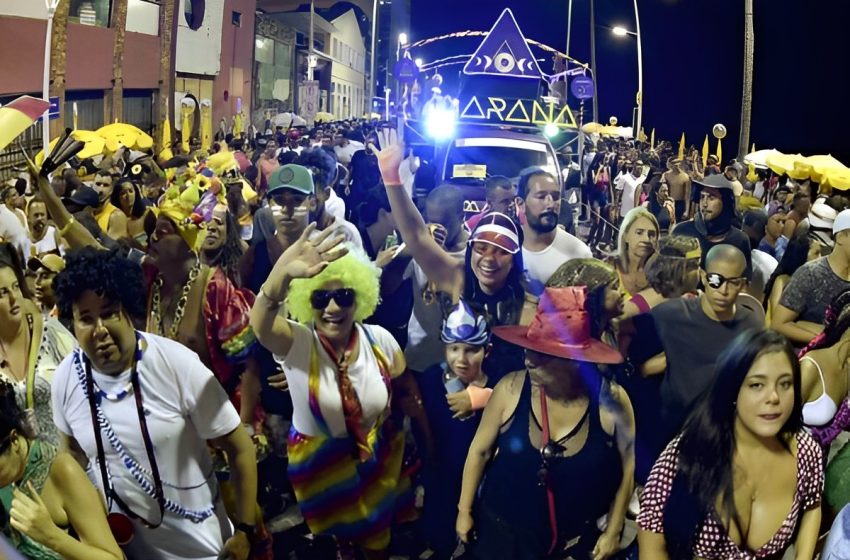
{"left": 42, "top": 0, "right": 61, "bottom": 154}
{"left": 369, "top": 0, "right": 378, "bottom": 117}
{"left": 611, "top": 16, "right": 643, "bottom": 138}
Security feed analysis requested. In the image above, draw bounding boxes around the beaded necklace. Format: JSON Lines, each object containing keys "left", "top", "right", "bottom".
{"left": 73, "top": 340, "right": 215, "bottom": 524}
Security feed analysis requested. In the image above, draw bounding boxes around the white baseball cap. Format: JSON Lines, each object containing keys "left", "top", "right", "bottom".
{"left": 834, "top": 209, "right": 850, "bottom": 235}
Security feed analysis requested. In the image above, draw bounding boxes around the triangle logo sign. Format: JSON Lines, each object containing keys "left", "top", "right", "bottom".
{"left": 463, "top": 8, "right": 541, "bottom": 80}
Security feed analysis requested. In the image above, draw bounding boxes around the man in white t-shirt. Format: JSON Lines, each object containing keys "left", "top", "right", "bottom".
{"left": 516, "top": 168, "right": 592, "bottom": 296}
{"left": 51, "top": 249, "right": 258, "bottom": 560}
{"left": 615, "top": 162, "right": 646, "bottom": 220}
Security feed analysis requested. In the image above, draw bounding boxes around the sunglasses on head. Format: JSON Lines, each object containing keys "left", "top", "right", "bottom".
{"left": 705, "top": 272, "right": 747, "bottom": 290}
{"left": 310, "top": 288, "right": 355, "bottom": 310}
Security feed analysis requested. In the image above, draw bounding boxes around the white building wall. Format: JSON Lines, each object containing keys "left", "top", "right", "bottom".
{"left": 329, "top": 9, "right": 366, "bottom": 118}
{"left": 175, "top": 0, "right": 225, "bottom": 76}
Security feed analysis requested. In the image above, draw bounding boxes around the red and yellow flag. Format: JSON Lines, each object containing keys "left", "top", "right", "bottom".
{"left": 0, "top": 96, "right": 50, "bottom": 152}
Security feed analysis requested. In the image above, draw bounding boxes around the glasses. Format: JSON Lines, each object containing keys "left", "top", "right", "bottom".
{"left": 310, "top": 288, "right": 355, "bottom": 310}
{"left": 706, "top": 272, "right": 747, "bottom": 290}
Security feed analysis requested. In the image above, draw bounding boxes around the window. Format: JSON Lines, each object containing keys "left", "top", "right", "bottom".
{"left": 184, "top": 0, "right": 205, "bottom": 30}
{"left": 69, "top": 0, "right": 112, "bottom": 27}
{"left": 231, "top": 11, "right": 241, "bottom": 27}
{"left": 126, "top": 0, "right": 160, "bottom": 35}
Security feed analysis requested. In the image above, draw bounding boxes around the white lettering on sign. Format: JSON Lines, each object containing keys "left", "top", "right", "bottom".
{"left": 460, "top": 96, "right": 577, "bottom": 128}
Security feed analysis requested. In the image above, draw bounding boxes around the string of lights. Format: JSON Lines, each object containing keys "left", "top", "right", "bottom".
{"left": 405, "top": 30, "right": 589, "bottom": 68}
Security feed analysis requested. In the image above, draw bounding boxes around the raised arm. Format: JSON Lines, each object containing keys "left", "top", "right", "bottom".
{"left": 250, "top": 223, "right": 347, "bottom": 356}
{"left": 26, "top": 161, "right": 101, "bottom": 251}
{"left": 374, "top": 130, "right": 461, "bottom": 290}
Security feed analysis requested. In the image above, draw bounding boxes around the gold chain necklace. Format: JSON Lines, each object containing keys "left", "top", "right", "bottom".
{"left": 150, "top": 260, "right": 202, "bottom": 339}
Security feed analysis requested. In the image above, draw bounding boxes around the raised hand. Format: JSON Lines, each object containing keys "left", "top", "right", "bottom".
{"left": 278, "top": 223, "right": 348, "bottom": 280}
{"left": 373, "top": 127, "right": 404, "bottom": 186}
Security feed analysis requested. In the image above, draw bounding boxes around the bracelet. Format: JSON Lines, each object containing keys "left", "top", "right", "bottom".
{"left": 259, "top": 284, "right": 283, "bottom": 307}
{"left": 58, "top": 217, "right": 76, "bottom": 237}
{"left": 235, "top": 522, "right": 256, "bottom": 540}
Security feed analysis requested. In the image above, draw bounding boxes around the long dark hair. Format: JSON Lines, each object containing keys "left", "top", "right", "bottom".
{"left": 111, "top": 179, "right": 146, "bottom": 219}
{"left": 463, "top": 219, "right": 525, "bottom": 327}
{"left": 762, "top": 235, "right": 812, "bottom": 308}
{"left": 663, "top": 329, "right": 802, "bottom": 557}
{"left": 205, "top": 209, "right": 245, "bottom": 287}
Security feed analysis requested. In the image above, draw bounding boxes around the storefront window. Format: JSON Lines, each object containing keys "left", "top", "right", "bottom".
{"left": 69, "top": 0, "right": 112, "bottom": 27}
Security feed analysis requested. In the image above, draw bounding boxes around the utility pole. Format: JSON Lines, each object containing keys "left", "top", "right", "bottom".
{"left": 633, "top": 0, "right": 643, "bottom": 137}
{"left": 590, "top": 0, "right": 598, "bottom": 124}
{"left": 308, "top": 0, "right": 315, "bottom": 81}
{"left": 369, "top": 0, "right": 378, "bottom": 117}
{"left": 738, "top": 0, "right": 754, "bottom": 160}
{"left": 565, "top": 0, "right": 573, "bottom": 62}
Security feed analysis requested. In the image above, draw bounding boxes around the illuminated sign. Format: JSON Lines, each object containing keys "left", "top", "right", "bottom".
{"left": 459, "top": 96, "right": 578, "bottom": 129}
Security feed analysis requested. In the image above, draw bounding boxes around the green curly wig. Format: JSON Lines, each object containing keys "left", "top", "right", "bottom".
{"left": 287, "top": 244, "right": 382, "bottom": 323}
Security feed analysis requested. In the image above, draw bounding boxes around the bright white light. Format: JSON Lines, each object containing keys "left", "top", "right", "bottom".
{"left": 415, "top": 58, "right": 423, "bottom": 67}
{"left": 544, "top": 123, "right": 559, "bottom": 138}
{"left": 612, "top": 26, "right": 629, "bottom": 37}
{"left": 425, "top": 107, "right": 457, "bottom": 141}
{"left": 255, "top": 38, "right": 264, "bottom": 48}
{"left": 399, "top": 33, "right": 408, "bottom": 45}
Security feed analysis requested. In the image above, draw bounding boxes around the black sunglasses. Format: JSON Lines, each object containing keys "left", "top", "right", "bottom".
{"left": 706, "top": 272, "right": 747, "bottom": 290}
{"left": 310, "top": 288, "right": 356, "bottom": 310}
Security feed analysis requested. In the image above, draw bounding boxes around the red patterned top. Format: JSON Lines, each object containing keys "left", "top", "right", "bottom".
{"left": 638, "top": 431, "right": 823, "bottom": 559}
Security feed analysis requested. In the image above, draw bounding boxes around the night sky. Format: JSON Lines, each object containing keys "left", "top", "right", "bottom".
{"left": 409, "top": 0, "right": 850, "bottom": 164}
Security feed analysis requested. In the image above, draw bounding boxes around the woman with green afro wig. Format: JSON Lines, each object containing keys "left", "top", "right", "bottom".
{"left": 249, "top": 223, "right": 415, "bottom": 559}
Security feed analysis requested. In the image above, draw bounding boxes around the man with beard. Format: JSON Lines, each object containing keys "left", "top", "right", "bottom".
{"left": 25, "top": 197, "right": 60, "bottom": 257}
{"left": 517, "top": 167, "right": 591, "bottom": 297}
{"left": 91, "top": 171, "right": 129, "bottom": 240}
{"left": 672, "top": 173, "right": 753, "bottom": 280}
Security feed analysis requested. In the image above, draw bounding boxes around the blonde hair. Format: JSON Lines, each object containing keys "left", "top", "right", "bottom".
{"left": 286, "top": 244, "right": 381, "bottom": 323}
{"left": 617, "top": 206, "right": 659, "bottom": 271}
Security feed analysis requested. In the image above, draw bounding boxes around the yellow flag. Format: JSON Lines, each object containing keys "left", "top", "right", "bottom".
{"left": 678, "top": 132, "right": 686, "bottom": 160}
{"left": 716, "top": 138, "right": 722, "bottom": 165}
{"left": 751, "top": 142, "right": 755, "bottom": 153}
{"left": 650, "top": 128, "right": 655, "bottom": 150}
{"left": 702, "top": 135, "right": 709, "bottom": 167}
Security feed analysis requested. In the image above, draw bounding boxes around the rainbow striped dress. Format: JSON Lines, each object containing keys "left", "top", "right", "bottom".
{"left": 286, "top": 325, "right": 413, "bottom": 551}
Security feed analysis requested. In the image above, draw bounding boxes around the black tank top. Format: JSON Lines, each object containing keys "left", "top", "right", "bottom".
{"left": 479, "top": 372, "right": 623, "bottom": 554}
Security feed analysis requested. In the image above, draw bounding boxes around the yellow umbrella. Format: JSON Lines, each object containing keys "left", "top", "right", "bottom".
{"left": 787, "top": 160, "right": 813, "bottom": 181}
{"left": 701, "top": 135, "right": 709, "bottom": 167}
{"left": 96, "top": 123, "right": 153, "bottom": 152}
{"left": 581, "top": 122, "right": 605, "bottom": 135}
{"left": 766, "top": 152, "right": 804, "bottom": 176}
{"left": 805, "top": 154, "right": 846, "bottom": 183}
{"left": 823, "top": 167, "right": 850, "bottom": 191}
{"left": 678, "top": 132, "right": 686, "bottom": 160}
{"left": 0, "top": 96, "right": 50, "bottom": 152}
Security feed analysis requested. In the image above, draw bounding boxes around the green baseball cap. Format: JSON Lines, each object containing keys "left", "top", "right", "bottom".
{"left": 267, "top": 164, "right": 315, "bottom": 196}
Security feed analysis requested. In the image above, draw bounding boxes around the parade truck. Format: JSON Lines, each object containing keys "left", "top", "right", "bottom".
{"left": 400, "top": 8, "right": 588, "bottom": 233}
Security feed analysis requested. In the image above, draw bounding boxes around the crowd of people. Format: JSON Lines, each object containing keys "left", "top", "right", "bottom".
{"left": 0, "top": 113, "right": 849, "bottom": 560}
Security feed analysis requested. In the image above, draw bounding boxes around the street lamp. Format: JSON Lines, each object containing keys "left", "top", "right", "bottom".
{"left": 611, "top": 3, "right": 643, "bottom": 138}
{"left": 415, "top": 58, "right": 423, "bottom": 68}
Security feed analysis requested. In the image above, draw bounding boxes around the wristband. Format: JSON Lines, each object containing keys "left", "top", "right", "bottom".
{"left": 259, "top": 284, "right": 283, "bottom": 307}
{"left": 235, "top": 522, "right": 256, "bottom": 541}
{"left": 466, "top": 385, "right": 493, "bottom": 411}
